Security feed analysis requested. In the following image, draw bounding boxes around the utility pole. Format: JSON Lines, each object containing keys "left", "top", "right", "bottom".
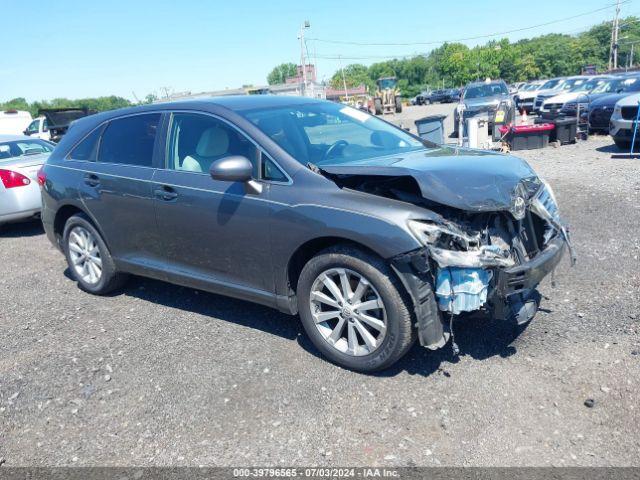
{"left": 298, "top": 20, "right": 310, "bottom": 97}
{"left": 610, "top": 0, "right": 622, "bottom": 70}
{"left": 338, "top": 55, "right": 349, "bottom": 102}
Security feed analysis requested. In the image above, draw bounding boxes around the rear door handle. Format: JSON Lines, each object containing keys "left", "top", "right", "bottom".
{"left": 154, "top": 186, "right": 178, "bottom": 201}
{"left": 84, "top": 174, "right": 100, "bottom": 187}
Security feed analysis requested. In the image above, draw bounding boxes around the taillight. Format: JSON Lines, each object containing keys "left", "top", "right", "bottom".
{"left": 37, "top": 167, "right": 47, "bottom": 187}
{"left": 0, "top": 169, "right": 31, "bottom": 189}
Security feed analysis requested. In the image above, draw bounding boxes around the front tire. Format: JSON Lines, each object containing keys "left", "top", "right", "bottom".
{"left": 297, "top": 246, "right": 415, "bottom": 372}
{"left": 63, "top": 214, "right": 128, "bottom": 295}
{"left": 395, "top": 96, "right": 403, "bottom": 113}
{"left": 614, "top": 138, "right": 631, "bottom": 151}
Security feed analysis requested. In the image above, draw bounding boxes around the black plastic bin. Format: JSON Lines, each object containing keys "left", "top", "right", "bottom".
{"left": 534, "top": 117, "right": 577, "bottom": 144}
{"left": 499, "top": 124, "right": 553, "bottom": 151}
{"left": 415, "top": 114, "right": 447, "bottom": 144}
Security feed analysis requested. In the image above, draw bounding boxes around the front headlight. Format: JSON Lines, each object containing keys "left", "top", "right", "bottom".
{"left": 613, "top": 104, "right": 622, "bottom": 116}
{"left": 408, "top": 220, "right": 480, "bottom": 249}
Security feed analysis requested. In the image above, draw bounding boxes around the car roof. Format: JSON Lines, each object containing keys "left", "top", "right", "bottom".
{"left": 615, "top": 92, "right": 640, "bottom": 105}
{"left": 0, "top": 134, "right": 32, "bottom": 142}
{"left": 70, "top": 95, "right": 329, "bottom": 128}
{"left": 465, "top": 80, "right": 506, "bottom": 87}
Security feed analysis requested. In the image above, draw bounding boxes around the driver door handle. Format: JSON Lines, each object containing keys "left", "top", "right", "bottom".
{"left": 154, "top": 185, "right": 178, "bottom": 201}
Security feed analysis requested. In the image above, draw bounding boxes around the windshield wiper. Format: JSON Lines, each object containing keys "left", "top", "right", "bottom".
{"left": 307, "top": 162, "right": 321, "bottom": 173}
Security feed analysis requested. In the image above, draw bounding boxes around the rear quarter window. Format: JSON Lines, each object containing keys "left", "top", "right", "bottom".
{"left": 68, "top": 126, "right": 103, "bottom": 161}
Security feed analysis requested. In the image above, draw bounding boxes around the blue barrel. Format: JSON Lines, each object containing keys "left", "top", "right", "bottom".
{"left": 415, "top": 114, "right": 447, "bottom": 144}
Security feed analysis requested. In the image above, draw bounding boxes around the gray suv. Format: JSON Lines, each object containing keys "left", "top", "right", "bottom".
{"left": 39, "top": 96, "right": 570, "bottom": 372}
{"left": 454, "top": 80, "right": 515, "bottom": 136}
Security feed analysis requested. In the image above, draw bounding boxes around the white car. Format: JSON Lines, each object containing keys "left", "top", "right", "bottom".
{"left": 0, "top": 110, "right": 33, "bottom": 135}
{"left": 0, "top": 134, "right": 53, "bottom": 226}
{"left": 539, "top": 76, "right": 609, "bottom": 114}
{"left": 24, "top": 116, "right": 52, "bottom": 141}
{"left": 533, "top": 76, "right": 589, "bottom": 113}
{"left": 515, "top": 79, "right": 559, "bottom": 113}
{"left": 609, "top": 92, "right": 640, "bottom": 149}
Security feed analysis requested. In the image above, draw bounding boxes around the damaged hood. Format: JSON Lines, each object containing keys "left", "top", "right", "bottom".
{"left": 319, "top": 146, "right": 540, "bottom": 212}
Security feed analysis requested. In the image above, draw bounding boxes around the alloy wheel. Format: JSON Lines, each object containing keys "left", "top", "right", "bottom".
{"left": 309, "top": 268, "right": 387, "bottom": 356}
{"left": 68, "top": 226, "right": 103, "bottom": 285}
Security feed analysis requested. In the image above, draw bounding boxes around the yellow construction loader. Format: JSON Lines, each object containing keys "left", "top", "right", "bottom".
{"left": 373, "top": 77, "right": 402, "bottom": 115}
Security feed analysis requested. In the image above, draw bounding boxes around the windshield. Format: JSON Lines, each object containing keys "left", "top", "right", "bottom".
{"left": 0, "top": 139, "right": 54, "bottom": 160}
{"left": 463, "top": 83, "right": 508, "bottom": 99}
{"left": 558, "top": 78, "right": 585, "bottom": 91}
{"left": 541, "top": 79, "right": 561, "bottom": 90}
{"left": 377, "top": 78, "right": 397, "bottom": 90}
{"left": 242, "top": 102, "right": 426, "bottom": 167}
{"left": 522, "top": 83, "right": 541, "bottom": 91}
{"left": 570, "top": 78, "right": 601, "bottom": 92}
{"left": 592, "top": 77, "right": 640, "bottom": 94}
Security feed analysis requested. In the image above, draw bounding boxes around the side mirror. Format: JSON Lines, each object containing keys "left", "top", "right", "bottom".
{"left": 209, "top": 155, "right": 253, "bottom": 182}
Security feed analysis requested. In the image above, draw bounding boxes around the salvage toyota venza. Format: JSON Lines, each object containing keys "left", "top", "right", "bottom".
{"left": 39, "top": 96, "right": 573, "bottom": 372}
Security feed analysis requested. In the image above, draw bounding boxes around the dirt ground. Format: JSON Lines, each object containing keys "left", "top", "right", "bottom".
{"left": 0, "top": 104, "right": 638, "bottom": 467}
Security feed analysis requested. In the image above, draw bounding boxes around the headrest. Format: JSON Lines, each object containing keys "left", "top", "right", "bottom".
{"left": 196, "top": 127, "right": 229, "bottom": 157}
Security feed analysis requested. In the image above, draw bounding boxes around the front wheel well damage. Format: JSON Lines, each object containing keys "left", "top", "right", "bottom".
{"left": 287, "top": 237, "right": 383, "bottom": 296}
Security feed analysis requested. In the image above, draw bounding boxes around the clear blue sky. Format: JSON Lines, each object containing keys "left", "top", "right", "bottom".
{"left": 1, "top": 0, "right": 636, "bottom": 102}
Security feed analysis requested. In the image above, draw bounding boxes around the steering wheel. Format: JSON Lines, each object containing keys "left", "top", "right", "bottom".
{"left": 321, "top": 140, "right": 349, "bottom": 162}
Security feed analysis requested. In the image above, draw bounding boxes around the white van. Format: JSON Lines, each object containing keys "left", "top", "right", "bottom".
{"left": 0, "top": 110, "right": 33, "bottom": 135}
{"left": 24, "top": 116, "right": 51, "bottom": 140}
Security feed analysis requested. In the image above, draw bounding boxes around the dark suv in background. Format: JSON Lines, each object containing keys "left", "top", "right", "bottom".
{"left": 39, "top": 96, "right": 569, "bottom": 372}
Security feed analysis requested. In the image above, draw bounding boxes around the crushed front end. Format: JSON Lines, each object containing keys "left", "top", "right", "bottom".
{"left": 392, "top": 181, "right": 575, "bottom": 351}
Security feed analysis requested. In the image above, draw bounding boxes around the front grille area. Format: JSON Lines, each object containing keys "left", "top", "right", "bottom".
{"left": 589, "top": 107, "right": 613, "bottom": 128}
{"left": 621, "top": 106, "right": 639, "bottom": 120}
{"left": 544, "top": 102, "right": 564, "bottom": 111}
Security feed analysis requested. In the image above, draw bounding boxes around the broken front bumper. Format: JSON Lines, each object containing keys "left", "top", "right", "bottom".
{"left": 490, "top": 235, "right": 566, "bottom": 323}
{"left": 391, "top": 235, "right": 567, "bottom": 350}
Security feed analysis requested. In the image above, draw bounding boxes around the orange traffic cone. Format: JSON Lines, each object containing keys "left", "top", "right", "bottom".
{"left": 521, "top": 109, "right": 528, "bottom": 125}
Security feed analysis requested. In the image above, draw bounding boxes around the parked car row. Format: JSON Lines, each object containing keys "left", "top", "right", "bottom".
{"left": 511, "top": 71, "right": 640, "bottom": 148}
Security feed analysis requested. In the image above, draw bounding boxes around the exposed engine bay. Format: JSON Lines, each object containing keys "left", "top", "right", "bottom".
{"left": 320, "top": 169, "right": 575, "bottom": 350}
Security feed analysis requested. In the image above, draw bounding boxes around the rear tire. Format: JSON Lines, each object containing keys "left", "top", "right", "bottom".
{"left": 63, "top": 214, "right": 128, "bottom": 295}
{"left": 297, "top": 245, "right": 416, "bottom": 372}
{"left": 374, "top": 98, "right": 383, "bottom": 115}
{"left": 395, "top": 96, "right": 403, "bottom": 113}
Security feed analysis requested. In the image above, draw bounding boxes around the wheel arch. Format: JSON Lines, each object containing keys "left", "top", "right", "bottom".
{"left": 53, "top": 204, "right": 110, "bottom": 250}
{"left": 286, "top": 236, "right": 386, "bottom": 298}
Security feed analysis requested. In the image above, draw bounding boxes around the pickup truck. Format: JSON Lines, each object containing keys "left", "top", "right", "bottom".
{"left": 27, "top": 108, "right": 96, "bottom": 143}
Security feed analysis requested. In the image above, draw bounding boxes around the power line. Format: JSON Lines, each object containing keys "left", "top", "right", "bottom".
{"left": 307, "top": 1, "right": 630, "bottom": 47}
{"left": 311, "top": 15, "right": 640, "bottom": 63}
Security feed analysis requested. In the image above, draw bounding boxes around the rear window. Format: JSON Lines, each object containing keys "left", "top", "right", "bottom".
{"left": 98, "top": 114, "right": 160, "bottom": 167}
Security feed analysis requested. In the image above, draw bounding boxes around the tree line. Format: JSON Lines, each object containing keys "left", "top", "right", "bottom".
{"left": 268, "top": 16, "right": 640, "bottom": 98}
{"left": 0, "top": 94, "right": 159, "bottom": 118}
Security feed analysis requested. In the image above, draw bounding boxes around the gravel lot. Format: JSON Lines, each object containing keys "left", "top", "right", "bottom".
{"left": 1, "top": 104, "right": 639, "bottom": 467}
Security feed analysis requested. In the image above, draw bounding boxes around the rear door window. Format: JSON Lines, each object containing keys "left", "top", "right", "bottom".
{"left": 98, "top": 114, "right": 160, "bottom": 167}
